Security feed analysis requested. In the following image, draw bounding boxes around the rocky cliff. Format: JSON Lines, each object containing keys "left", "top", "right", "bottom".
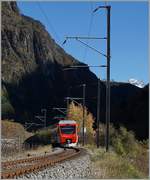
{"left": 2, "top": 2, "right": 148, "bottom": 139}
{"left": 2, "top": 1, "right": 97, "bottom": 122}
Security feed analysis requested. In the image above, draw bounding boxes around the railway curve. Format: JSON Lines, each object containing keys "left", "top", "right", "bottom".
{"left": 1, "top": 147, "right": 82, "bottom": 179}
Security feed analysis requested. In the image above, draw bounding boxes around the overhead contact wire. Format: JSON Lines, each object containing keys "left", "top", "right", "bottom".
{"left": 36, "top": 2, "right": 61, "bottom": 44}
{"left": 82, "top": 2, "right": 94, "bottom": 63}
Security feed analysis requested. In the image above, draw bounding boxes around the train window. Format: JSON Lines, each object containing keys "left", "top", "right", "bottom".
{"left": 60, "top": 126, "right": 76, "bottom": 134}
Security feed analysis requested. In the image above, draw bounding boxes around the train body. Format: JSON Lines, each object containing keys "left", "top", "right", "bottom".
{"left": 51, "top": 120, "right": 78, "bottom": 147}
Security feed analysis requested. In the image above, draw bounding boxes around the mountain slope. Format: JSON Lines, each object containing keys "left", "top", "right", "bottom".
{"left": 2, "top": 1, "right": 98, "bottom": 124}
{"left": 2, "top": 2, "right": 148, "bottom": 139}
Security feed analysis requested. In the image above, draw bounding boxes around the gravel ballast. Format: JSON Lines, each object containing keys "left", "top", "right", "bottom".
{"left": 18, "top": 150, "right": 91, "bottom": 179}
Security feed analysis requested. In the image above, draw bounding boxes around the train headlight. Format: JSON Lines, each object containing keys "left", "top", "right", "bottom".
{"left": 66, "top": 139, "right": 71, "bottom": 144}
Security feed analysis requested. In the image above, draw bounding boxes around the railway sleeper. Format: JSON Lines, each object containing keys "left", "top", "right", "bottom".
{"left": 1, "top": 148, "right": 81, "bottom": 179}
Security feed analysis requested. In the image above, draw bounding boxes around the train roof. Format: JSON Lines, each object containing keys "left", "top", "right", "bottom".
{"left": 58, "top": 120, "right": 77, "bottom": 124}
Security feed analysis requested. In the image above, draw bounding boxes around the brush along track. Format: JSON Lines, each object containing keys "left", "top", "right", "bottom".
{"left": 1, "top": 147, "right": 81, "bottom": 179}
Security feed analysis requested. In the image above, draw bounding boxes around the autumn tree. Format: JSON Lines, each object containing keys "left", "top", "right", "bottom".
{"left": 67, "top": 101, "right": 95, "bottom": 143}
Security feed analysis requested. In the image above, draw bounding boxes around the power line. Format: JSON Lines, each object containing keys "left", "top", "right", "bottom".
{"left": 65, "top": 36, "right": 106, "bottom": 40}
{"left": 82, "top": 2, "right": 94, "bottom": 63}
{"left": 63, "top": 36, "right": 108, "bottom": 57}
{"left": 76, "top": 39, "right": 107, "bottom": 57}
{"left": 36, "top": 2, "right": 61, "bottom": 44}
{"left": 104, "top": 1, "right": 108, "bottom": 6}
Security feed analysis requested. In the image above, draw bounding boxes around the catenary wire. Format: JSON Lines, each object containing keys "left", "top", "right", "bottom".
{"left": 36, "top": 1, "right": 61, "bottom": 44}
{"left": 82, "top": 2, "right": 94, "bottom": 63}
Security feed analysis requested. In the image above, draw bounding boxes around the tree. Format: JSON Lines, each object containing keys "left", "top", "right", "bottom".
{"left": 67, "top": 101, "right": 95, "bottom": 135}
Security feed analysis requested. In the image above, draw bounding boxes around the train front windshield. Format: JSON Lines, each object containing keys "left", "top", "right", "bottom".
{"left": 60, "top": 125, "right": 76, "bottom": 134}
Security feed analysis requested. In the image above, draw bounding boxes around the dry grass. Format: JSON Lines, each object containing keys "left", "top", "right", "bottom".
{"left": 128, "top": 144, "right": 149, "bottom": 177}
{"left": 1, "top": 120, "right": 33, "bottom": 159}
{"left": 1, "top": 120, "right": 54, "bottom": 161}
{"left": 1, "top": 119, "right": 33, "bottom": 140}
{"left": 24, "top": 145, "right": 52, "bottom": 156}
{"left": 85, "top": 124, "right": 149, "bottom": 179}
{"left": 86, "top": 146, "right": 149, "bottom": 179}
{"left": 2, "top": 145, "right": 53, "bottom": 162}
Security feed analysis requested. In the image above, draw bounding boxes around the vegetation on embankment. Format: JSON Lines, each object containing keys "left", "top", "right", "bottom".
{"left": 1, "top": 120, "right": 32, "bottom": 140}
{"left": 1, "top": 106, "right": 148, "bottom": 179}
{"left": 1, "top": 120, "right": 53, "bottom": 160}
{"left": 85, "top": 125, "right": 149, "bottom": 179}
{"left": 88, "top": 146, "right": 148, "bottom": 179}
{"left": 24, "top": 127, "right": 52, "bottom": 146}
{"left": 2, "top": 86, "right": 15, "bottom": 119}
{"left": 66, "top": 102, "right": 149, "bottom": 178}
{"left": 1, "top": 120, "right": 33, "bottom": 158}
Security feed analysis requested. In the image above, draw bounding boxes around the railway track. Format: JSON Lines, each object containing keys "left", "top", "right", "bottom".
{"left": 1, "top": 147, "right": 81, "bottom": 179}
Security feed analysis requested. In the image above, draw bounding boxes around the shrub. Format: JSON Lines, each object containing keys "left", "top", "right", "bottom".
{"left": 2, "top": 88, "right": 15, "bottom": 117}
{"left": 98, "top": 123, "right": 117, "bottom": 146}
{"left": 90, "top": 149, "right": 143, "bottom": 178}
{"left": 96, "top": 123, "right": 140, "bottom": 156}
{"left": 112, "top": 136, "right": 125, "bottom": 155}
{"left": 2, "top": 102, "right": 15, "bottom": 116}
{"left": 87, "top": 124, "right": 149, "bottom": 178}
{"left": 34, "top": 129, "right": 51, "bottom": 145}
{"left": 112, "top": 127, "right": 139, "bottom": 156}
{"left": 24, "top": 126, "right": 55, "bottom": 147}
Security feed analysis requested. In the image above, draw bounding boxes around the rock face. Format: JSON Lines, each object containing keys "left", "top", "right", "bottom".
{"left": 2, "top": 2, "right": 80, "bottom": 83}
{"left": 2, "top": 1, "right": 97, "bottom": 123}
{"left": 2, "top": 2, "right": 148, "bottom": 139}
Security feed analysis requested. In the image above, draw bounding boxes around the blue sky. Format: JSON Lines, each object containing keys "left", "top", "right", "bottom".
{"left": 17, "top": 1, "right": 148, "bottom": 84}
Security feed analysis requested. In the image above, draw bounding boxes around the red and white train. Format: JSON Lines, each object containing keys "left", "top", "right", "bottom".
{"left": 51, "top": 120, "right": 78, "bottom": 147}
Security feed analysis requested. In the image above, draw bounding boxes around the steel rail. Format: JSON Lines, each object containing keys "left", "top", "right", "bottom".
{"left": 1, "top": 148, "right": 81, "bottom": 179}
